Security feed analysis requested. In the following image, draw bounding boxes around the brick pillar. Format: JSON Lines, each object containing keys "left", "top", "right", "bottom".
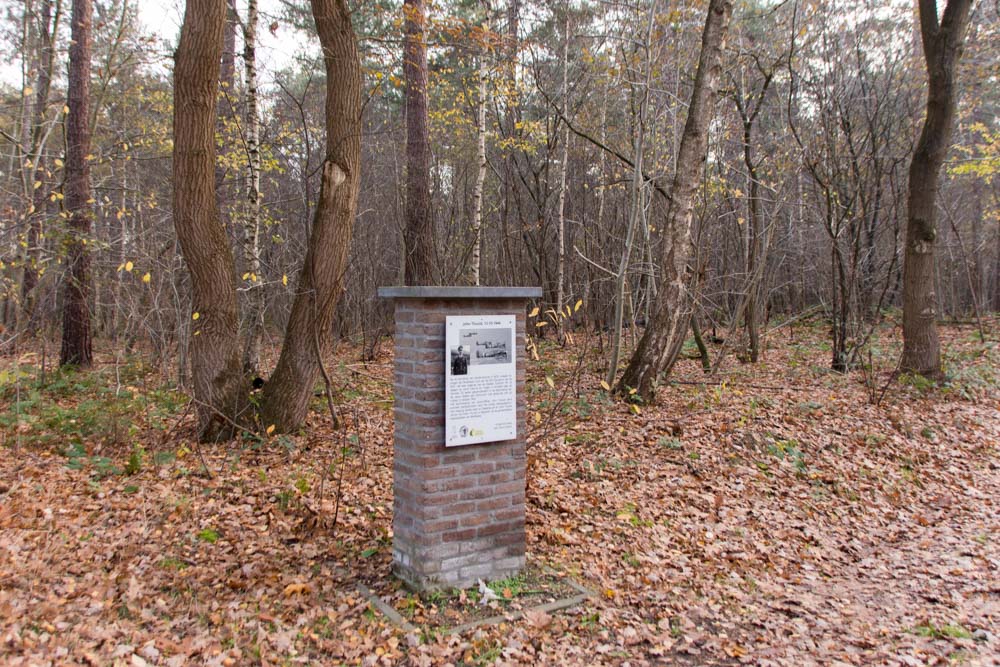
{"left": 378, "top": 287, "right": 541, "bottom": 590}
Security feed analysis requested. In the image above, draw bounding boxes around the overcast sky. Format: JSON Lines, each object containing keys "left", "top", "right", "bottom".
{"left": 2, "top": 0, "right": 304, "bottom": 89}
{"left": 139, "top": 0, "right": 303, "bottom": 81}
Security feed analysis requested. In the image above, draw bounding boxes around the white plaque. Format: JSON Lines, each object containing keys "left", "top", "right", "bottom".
{"left": 445, "top": 315, "right": 517, "bottom": 446}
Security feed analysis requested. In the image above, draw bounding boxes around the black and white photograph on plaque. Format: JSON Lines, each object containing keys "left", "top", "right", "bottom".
{"left": 461, "top": 327, "right": 512, "bottom": 366}
{"left": 449, "top": 345, "right": 470, "bottom": 376}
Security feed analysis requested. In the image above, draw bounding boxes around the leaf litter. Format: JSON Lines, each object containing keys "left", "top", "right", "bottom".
{"left": 0, "top": 319, "right": 997, "bottom": 665}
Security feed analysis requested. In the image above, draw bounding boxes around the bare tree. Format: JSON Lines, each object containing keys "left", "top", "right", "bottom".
{"left": 555, "top": 10, "right": 569, "bottom": 337}
{"left": 17, "top": 0, "right": 61, "bottom": 343}
{"left": 901, "top": 0, "right": 974, "bottom": 378}
{"left": 607, "top": 0, "right": 655, "bottom": 387}
{"left": 617, "top": 0, "right": 733, "bottom": 399}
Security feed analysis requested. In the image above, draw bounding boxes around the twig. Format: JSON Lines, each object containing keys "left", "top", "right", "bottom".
{"left": 529, "top": 339, "right": 590, "bottom": 447}
{"left": 664, "top": 379, "right": 814, "bottom": 392}
{"left": 158, "top": 400, "right": 194, "bottom": 450}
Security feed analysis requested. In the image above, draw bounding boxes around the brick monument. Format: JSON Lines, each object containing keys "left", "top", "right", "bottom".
{"left": 377, "top": 286, "right": 541, "bottom": 590}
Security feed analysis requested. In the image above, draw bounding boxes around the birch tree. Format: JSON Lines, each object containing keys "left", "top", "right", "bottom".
{"left": 242, "top": 0, "right": 264, "bottom": 374}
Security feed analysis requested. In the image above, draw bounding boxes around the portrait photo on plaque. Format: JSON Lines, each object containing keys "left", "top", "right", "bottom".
{"left": 449, "top": 344, "right": 471, "bottom": 376}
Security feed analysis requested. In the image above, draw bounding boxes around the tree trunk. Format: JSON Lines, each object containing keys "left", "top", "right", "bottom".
{"left": 470, "top": 7, "right": 488, "bottom": 286}
{"left": 19, "top": 0, "right": 59, "bottom": 342}
{"left": 59, "top": 0, "right": 93, "bottom": 367}
{"left": 259, "top": 0, "right": 361, "bottom": 432}
{"left": 994, "top": 195, "right": 1000, "bottom": 312}
{"left": 242, "top": 0, "right": 264, "bottom": 374}
{"left": 173, "top": 0, "right": 246, "bottom": 439}
{"left": 901, "top": 0, "right": 972, "bottom": 379}
{"left": 214, "top": 0, "right": 238, "bottom": 228}
{"left": 617, "top": 0, "right": 732, "bottom": 399}
{"left": 499, "top": 0, "right": 520, "bottom": 287}
{"left": 608, "top": 0, "right": 654, "bottom": 387}
{"left": 402, "top": 0, "right": 435, "bottom": 285}
{"left": 555, "top": 11, "right": 569, "bottom": 338}
{"left": 742, "top": 115, "right": 768, "bottom": 363}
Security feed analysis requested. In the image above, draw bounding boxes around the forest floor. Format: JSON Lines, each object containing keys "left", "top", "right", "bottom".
{"left": 1, "top": 316, "right": 999, "bottom": 666}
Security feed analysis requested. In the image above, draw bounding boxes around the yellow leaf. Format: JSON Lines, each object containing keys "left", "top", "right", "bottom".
{"left": 266, "top": 424, "right": 276, "bottom": 435}
{"left": 192, "top": 312, "right": 200, "bottom": 320}
{"left": 630, "top": 404, "right": 641, "bottom": 415}
{"left": 574, "top": 299, "right": 583, "bottom": 312}
{"left": 124, "top": 261, "right": 134, "bottom": 272}
{"left": 62, "top": 105, "right": 69, "bottom": 114}
{"left": 535, "top": 321, "right": 548, "bottom": 328}
{"left": 33, "top": 181, "right": 41, "bottom": 189}
{"left": 249, "top": 273, "right": 257, "bottom": 282}
{"left": 533, "top": 411, "right": 542, "bottom": 425}
{"left": 54, "top": 158, "right": 63, "bottom": 168}
{"left": 116, "top": 263, "right": 125, "bottom": 272}
{"left": 283, "top": 582, "right": 310, "bottom": 596}
{"left": 565, "top": 305, "right": 572, "bottom": 317}
{"left": 242, "top": 272, "right": 250, "bottom": 280}
{"left": 530, "top": 347, "right": 539, "bottom": 361}
{"left": 600, "top": 380, "right": 611, "bottom": 391}
{"left": 545, "top": 376, "right": 554, "bottom": 389}
{"left": 628, "top": 387, "right": 637, "bottom": 395}
{"left": 141, "top": 272, "right": 151, "bottom": 283}
{"left": 282, "top": 274, "right": 288, "bottom": 286}
{"left": 528, "top": 306, "right": 540, "bottom": 318}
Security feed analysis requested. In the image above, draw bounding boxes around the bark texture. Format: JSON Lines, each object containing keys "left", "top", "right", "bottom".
{"left": 242, "top": 0, "right": 264, "bottom": 374}
{"left": 901, "top": 0, "right": 973, "bottom": 379}
{"left": 402, "top": 0, "right": 435, "bottom": 285}
{"left": 173, "top": 0, "right": 246, "bottom": 439}
{"left": 617, "top": 0, "right": 732, "bottom": 399}
{"left": 59, "top": 0, "right": 93, "bottom": 367}
{"left": 259, "top": 0, "right": 361, "bottom": 432}
{"left": 555, "top": 12, "right": 569, "bottom": 338}
{"left": 470, "top": 16, "right": 487, "bottom": 286}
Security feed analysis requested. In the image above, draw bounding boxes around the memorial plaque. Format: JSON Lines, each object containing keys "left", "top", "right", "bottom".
{"left": 445, "top": 314, "right": 517, "bottom": 446}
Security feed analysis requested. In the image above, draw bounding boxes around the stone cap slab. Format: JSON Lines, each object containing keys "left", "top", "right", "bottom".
{"left": 378, "top": 286, "right": 542, "bottom": 299}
